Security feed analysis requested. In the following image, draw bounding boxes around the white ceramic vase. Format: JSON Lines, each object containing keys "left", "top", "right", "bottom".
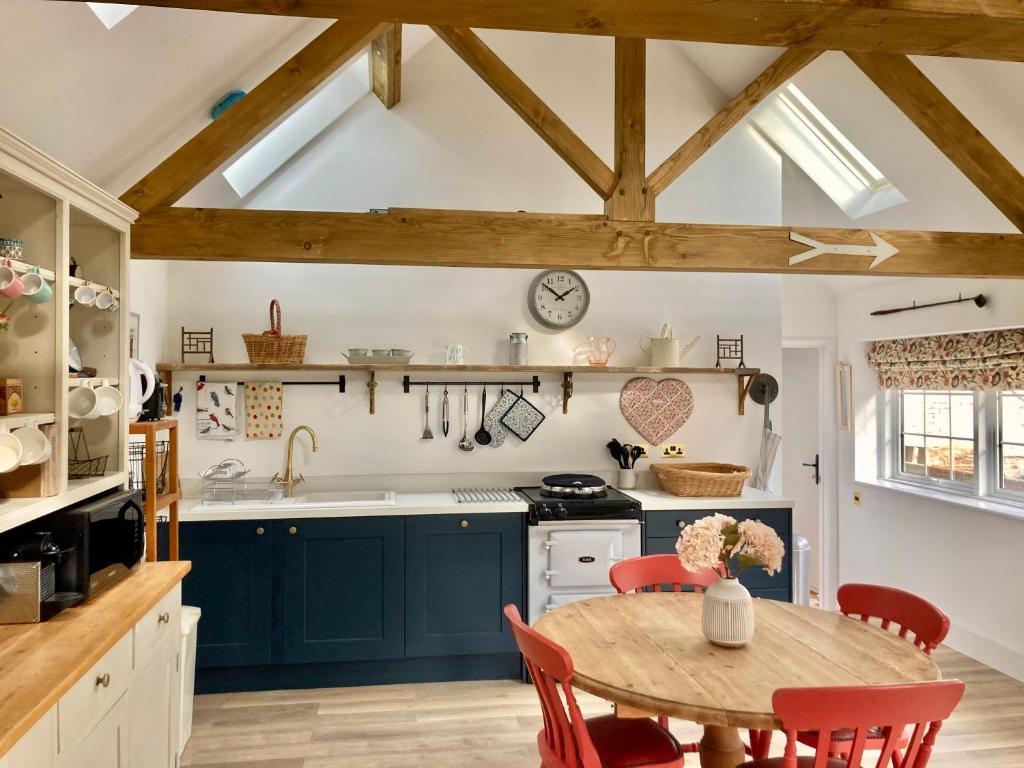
{"left": 701, "top": 577, "right": 754, "bottom": 647}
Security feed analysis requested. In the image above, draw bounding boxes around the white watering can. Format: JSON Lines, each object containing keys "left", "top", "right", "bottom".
{"left": 640, "top": 323, "right": 700, "bottom": 367}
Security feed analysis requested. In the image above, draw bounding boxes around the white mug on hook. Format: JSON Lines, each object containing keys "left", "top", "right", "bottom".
{"left": 74, "top": 283, "right": 97, "bottom": 307}
{"left": 94, "top": 289, "right": 115, "bottom": 311}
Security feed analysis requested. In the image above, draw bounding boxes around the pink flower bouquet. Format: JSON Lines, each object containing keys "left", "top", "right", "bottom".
{"left": 675, "top": 513, "right": 785, "bottom": 579}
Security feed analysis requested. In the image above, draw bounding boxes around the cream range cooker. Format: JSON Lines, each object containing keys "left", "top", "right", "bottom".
{"left": 518, "top": 476, "right": 642, "bottom": 624}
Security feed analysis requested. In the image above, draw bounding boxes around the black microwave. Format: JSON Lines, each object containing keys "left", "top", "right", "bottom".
{"left": 51, "top": 489, "right": 145, "bottom": 602}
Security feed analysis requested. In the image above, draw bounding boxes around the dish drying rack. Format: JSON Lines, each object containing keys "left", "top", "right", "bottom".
{"left": 200, "top": 459, "right": 283, "bottom": 504}
{"left": 452, "top": 488, "right": 521, "bottom": 504}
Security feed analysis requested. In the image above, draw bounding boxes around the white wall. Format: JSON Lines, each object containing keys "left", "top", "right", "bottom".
{"left": 166, "top": 264, "right": 782, "bottom": 483}
{"left": 128, "top": 260, "right": 170, "bottom": 369}
{"left": 835, "top": 277, "right": 1024, "bottom": 679}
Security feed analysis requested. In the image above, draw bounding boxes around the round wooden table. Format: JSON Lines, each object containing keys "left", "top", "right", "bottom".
{"left": 534, "top": 593, "right": 940, "bottom": 768}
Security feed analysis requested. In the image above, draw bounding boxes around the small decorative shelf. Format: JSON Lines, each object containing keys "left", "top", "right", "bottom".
{"left": 157, "top": 363, "right": 760, "bottom": 416}
{"left": 0, "top": 412, "right": 56, "bottom": 430}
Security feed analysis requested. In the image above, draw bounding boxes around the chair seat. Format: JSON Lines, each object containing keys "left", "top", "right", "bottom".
{"left": 586, "top": 714, "right": 684, "bottom": 768}
{"left": 741, "top": 758, "right": 850, "bottom": 768}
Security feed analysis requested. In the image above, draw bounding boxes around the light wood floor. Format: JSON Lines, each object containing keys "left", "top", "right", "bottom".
{"left": 182, "top": 646, "right": 1024, "bottom": 768}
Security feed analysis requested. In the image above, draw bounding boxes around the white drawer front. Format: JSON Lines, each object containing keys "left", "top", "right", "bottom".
{"left": 58, "top": 633, "right": 132, "bottom": 754}
{"left": 133, "top": 583, "right": 181, "bottom": 670}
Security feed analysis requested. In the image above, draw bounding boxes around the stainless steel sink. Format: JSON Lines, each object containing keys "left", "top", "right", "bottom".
{"left": 277, "top": 490, "right": 397, "bottom": 508}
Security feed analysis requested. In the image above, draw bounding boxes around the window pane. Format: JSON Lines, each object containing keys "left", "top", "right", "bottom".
{"left": 1003, "top": 443, "right": 1024, "bottom": 492}
{"left": 902, "top": 392, "right": 924, "bottom": 434}
{"left": 925, "top": 437, "right": 951, "bottom": 480}
{"left": 1002, "top": 391, "right": 1024, "bottom": 444}
{"left": 950, "top": 394, "right": 975, "bottom": 439}
{"left": 925, "top": 393, "right": 951, "bottom": 436}
{"left": 951, "top": 439, "right": 975, "bottom": 483}
{"left": 902, "top": 433, "right": 926, "bottom": 476}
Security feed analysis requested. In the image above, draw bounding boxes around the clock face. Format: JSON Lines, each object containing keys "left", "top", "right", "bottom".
{"left": 528, "top": 270, "right": 590, "bottom": 329}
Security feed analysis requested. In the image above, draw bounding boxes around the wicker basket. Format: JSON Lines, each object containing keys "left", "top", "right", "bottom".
{"left": 650, "top": 462, "right": 750, "bottom": 497}
{"left": 242, "top": 300, "right": 307, "bottom": 364}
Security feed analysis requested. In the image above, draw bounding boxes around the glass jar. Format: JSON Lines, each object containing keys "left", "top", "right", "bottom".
{"left": 509, "top": 332, "right": 529, "bottom": 365}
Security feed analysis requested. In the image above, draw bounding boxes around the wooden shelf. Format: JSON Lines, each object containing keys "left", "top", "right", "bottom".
{"left": 0, "top": 412, "right": 56, "bottom": 429}
{"left": 157, "top": 363, "right": 760, "bottom": 416}
{"left": 67, "top": 377, "right": 119, "bottom": 387}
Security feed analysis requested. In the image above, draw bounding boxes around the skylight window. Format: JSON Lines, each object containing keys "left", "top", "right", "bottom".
{"left": 750, "top": 83, "right": 906, "bottom": 219}
{"left": 778, "top": 85, "right": 889, "bottom": 192}
{"left": 86, "top": 3, "right": 138, "bottom": 29}
{"left": 222, "top": 53, "right": 370, "bottom": 198}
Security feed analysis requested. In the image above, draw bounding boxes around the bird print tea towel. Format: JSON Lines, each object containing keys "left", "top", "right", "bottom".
{"left": 196, "top": 380, "right": 238, "bottom": 440}
{"left": 244, "top": 381, "right": 284, "bottom": 439}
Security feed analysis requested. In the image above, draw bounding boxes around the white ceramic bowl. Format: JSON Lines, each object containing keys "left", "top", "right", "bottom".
{"left": 68, "top": 384, "right": 101, "bottom": 419}
{"left": 13, "top": 426, "right": 51, "bottom": 465}
{"left": 0, "top": 432, "right": 23, "bottom": 473}
{"left": 94, "top": 382, "right": 123, "bottom": 416}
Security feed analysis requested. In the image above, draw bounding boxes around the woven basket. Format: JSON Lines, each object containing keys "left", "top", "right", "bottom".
{"left": 650, "top": 462, "right": 750, "bottom": 497}
{"left": 242, "top": 300, "right": 307, "bottom": 364}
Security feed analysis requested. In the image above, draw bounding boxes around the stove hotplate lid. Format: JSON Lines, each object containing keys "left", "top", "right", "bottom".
{"left": 540, "top": 474, "right": 608, "bottom": 498}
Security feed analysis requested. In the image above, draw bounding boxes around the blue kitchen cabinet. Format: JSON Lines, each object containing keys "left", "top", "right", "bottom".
{"left": 405, "top": 513, "right": 523, "bottom": 657}
{"left": 280, "top": 517, "right": 405, "bottom": 664}
{"left": 179, "top": 520, "right": 274, "bottom": 668}
{"left": 644, "top": 508, "right": 793, "bottom": 601}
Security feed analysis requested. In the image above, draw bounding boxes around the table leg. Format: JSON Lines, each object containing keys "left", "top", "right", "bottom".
{"left": 700, "top": 725, "right": 746, "bottom": 768}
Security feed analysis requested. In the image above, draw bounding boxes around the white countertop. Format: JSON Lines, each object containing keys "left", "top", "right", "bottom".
{"left": 623, "top": 486, "right": 794, "bottom": 511}
{"left": 179, "top": 492, "right": 529, "bottom": 522}
{"left": 178, "top": 486, "right": 790, "bottom": 521}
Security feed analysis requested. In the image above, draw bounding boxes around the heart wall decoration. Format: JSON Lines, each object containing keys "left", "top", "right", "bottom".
{"left": 619, "top": 377, "right": 695, "bottom": 445}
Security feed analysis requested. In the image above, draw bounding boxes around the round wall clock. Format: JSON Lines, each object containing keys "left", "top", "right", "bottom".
{"left": 528, "top": 270, "right": 590, "bottom": 330}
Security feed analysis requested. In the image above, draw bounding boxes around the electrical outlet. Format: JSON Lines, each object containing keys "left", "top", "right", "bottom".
{"left": 853, "top": 491, "right": 862, "bottom": 506}
{"left": 635, "top": 444, "right": 649, "bottom": 459}
{"left": 661, "top": 443, "right": 686, "bottom": 459}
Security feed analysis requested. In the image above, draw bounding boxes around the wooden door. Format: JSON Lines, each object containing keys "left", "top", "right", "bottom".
{"left": 179, "top": 520, "right": 273, "bottom": 667}
{"left": 405, "top": 513, "right": 523, "bottom": 657}
{"left": 280, "top": 517, "right": 405, "bottom": 664}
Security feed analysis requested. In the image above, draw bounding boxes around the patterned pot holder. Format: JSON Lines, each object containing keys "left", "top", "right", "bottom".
{"left": 499, "top": 391, "right": 546, "bottom": 441}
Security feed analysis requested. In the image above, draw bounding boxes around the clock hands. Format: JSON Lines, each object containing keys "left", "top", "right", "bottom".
{"left": 541, "top": 283, "right": 561, "bottom": 299}
{"left": 557, "top": 286, "right": 579, "bottom": 300}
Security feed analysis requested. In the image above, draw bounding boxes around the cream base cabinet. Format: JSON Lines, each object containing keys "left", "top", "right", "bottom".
{"left": 3, "top": 587, "right": 182, "bottom": 768}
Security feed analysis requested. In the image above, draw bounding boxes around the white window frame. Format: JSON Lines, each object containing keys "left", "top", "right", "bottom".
{"left": 885, "top": 388, "right": 1024, "bottom": 509}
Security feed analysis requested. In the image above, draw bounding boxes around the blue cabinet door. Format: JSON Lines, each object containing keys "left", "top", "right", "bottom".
{"left": 280, "top": 517, "right": 405, "bottom": 664}
{"left": 179, "top": 520, "right": 273, "bottom": 668}
{"left": 405, "top": 513, "right": 524, "bottom": 658}
{"left": 644, "top": 508, "right": 793, "bottom": 601}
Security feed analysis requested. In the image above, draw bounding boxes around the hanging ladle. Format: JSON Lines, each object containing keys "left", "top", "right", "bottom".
{"left": 474, "top": 384, "right": 492, "bottom": 446}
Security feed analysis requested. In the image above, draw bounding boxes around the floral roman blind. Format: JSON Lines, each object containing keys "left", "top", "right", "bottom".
{"left": 867, "top": 328, "right": 1024, "bottom": 390}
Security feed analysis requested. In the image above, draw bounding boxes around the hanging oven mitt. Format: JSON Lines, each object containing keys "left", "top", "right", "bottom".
{"left": 500, "top": 391, "right": 545, "bottom": 441}
{"left": 484, "top": 389, "right": 519, "bottom": 447}
{"left": 244, "top": 381, "right": 283, "bottom": 439}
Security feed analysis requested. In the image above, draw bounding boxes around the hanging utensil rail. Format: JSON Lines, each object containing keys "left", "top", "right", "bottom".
{"left": 197, "top": 374, "right": 346, "bottom": 392}
{"left": 401, "top": 376, "right": 541, "bottom": 393}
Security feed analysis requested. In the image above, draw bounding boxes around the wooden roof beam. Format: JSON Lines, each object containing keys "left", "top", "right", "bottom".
{"left": 848, "top": 52, "right": 1024, "bottom": 233}
{"left": 432, "top": 26, "right": 616, "bottom": 199}
{"left": 647, "top": 48, "right": 821, "bottom": 197}
{"left": 121, "top": 20, "right": 386, "bottom": 214}
{"left": 371, "top": 24, "right": 402, "bottom": 109}
{"left": 606, "top": 38, "right": 651, "bottom": 221}
{"left": 131, "top": 206, "right": 1024, "bottom": 278}
{"left": 70, "top": 0, "right": 1024, "bottom": 63}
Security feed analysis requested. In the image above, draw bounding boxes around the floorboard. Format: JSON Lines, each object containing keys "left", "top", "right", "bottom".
{"left": 182, "top": 647, "right": 1022, "bottom": 767}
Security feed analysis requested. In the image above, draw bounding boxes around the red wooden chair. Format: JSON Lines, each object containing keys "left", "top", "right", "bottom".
{"left": 504, "top": 604, "right": 686, "bottom": 768}
{"left": 796, "top": 584, "right": 951, "bottom": 766}
{"left": 608, "top": 555, "right": 717, "bottom": 755}
{"left": 740, "top": 680, "right": 965, "bottom": 768}
{"left": 609, "top": 554, "right": 720, "bottom": 595}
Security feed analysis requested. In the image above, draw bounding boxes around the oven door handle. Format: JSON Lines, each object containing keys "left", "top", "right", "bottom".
{"left": 543, "top": 540, "right": 558, "bottom": 550}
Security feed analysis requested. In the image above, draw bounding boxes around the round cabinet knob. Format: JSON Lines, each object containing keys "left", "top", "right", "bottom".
{"left": 256, "top": 526, "right": 265, "bottom": 536}
{"left": 95, "top": 673, "right": 111, "bottom": 688}
{"left": 289, "top": 526, "right": 298, "bottom": 535}
{"left": 459, "top": 519, "right": 469, "bottom": 529}
{"left": 158, "top": 612, "right": 171, "bottom": 624}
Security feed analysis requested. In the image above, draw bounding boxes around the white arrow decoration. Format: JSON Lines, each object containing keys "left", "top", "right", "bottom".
{"left": 789, "top": 231, "right": 898, "bottom": 269}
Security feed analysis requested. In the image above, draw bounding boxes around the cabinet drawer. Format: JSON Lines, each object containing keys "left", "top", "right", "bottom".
{"left": 58, "top": 633, "right": 132, "bottom": 754}
{"left": 133, "top": 584, "right": 181, "bottom": 670}
{"left": 645, "top": 508, "right": 792, "bottom": 539}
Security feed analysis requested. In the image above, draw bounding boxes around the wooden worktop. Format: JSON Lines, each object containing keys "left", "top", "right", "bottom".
{"left": 0, "top": 561, "right": 191, "bottom": 756}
